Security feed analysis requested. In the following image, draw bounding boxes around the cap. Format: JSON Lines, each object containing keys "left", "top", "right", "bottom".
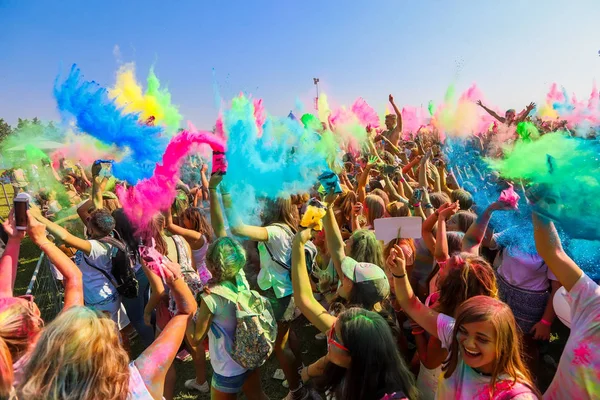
{"left": 340, "top": 258, "right": 390, "bottom": 302}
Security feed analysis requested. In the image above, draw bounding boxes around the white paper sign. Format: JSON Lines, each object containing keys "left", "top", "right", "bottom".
{"left": 374, "top": 217, "right": 422, "bottom": 243}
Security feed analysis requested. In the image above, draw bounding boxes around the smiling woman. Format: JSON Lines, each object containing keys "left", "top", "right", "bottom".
{"left": 437, "top": 296, "right": 541, "bottom": 399}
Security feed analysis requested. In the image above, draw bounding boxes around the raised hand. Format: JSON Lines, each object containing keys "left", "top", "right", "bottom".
{"left": 2, "top": 209, "right": 25, "bottom": 240}
{"left": 389, "top": 94, "right": 394, "bottom": 103}
{"left": 476, "top": 100, "right": 483, "bottom": 107}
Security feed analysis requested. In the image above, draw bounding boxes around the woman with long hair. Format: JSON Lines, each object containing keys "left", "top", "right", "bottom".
{"left": 292, "top": 227, "right": 418, "bottom": 400}
{"left": 166, "top": 206, "right": 214, "bottom": 282}
{"left": 0, "top": 209, "right": 83, "bottom": 397}
{"left": 111, "top": 208, "right": 156, "bottom": 348}
{"left": 188, "top": 173, "right": 268, "bottom": 400}
{"left": 142, "top": 211, "right": 206, "bottom": 398}
{"left": 388, "top": 247, "right": 540, "bottom": 399}
{"left": 17, "top": 260, "right": 197, "bottom": 400}
{"left": 218, "top": 181, "right": 309, "bottom": 399}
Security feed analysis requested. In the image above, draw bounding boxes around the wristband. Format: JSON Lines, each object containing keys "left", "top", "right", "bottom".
{"left": 540, "top": 318, "right": 552, "bottom": 327}
{"left": 412, "top": 202, "right": 421, "bottom": 208}
{"left": 411, "top": 329, "right": 425, "bottom": 335}
{"left": 392, "top": 272, "right": 406, "bottom": 279}
{"left": 424, "top": 203, "right": 433, "bottom": 209}
{"left": 399, "top": 178, "right": 406, "bottom": 183}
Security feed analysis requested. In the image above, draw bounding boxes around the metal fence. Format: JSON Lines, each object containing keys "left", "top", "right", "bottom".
{"left": 26, "top": 253, "right": 63, "bottom": 322}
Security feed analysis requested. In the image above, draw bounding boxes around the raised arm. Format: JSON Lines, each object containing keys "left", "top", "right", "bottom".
{"left": 165, "top": 209, "right": 205, "bottom": 247}
{"left": 29, "top": 207, "right": 92, "bottom": 255}
{"left": 532, "top": 214, "right": 582, "bottom": 291}
{"left": 216, "top": 173, "right": 268, "bottom": 241}
{"left": 135, "top": 261, "right": 197, "bottom": 400}
{"left": 387, "top": 245, "right": 439, "bottom": 337}
{"left": 462, "top": 201, "right": 510, "bottom": 254}
{"left": 27, "top": 211, "right": 84, "bottom": 308}
{"left": 476, "top": 100, "right": 505, "bottom": 123}
{"left": 435, "top": 202, "right": 460, "bottom": 262}
{"left": 357, "top": 158, "right": 376, "bottom": 203}
{"left": 292, "top": 228, "right": 336, "bottom": 333}
{"left": 389, "top": 94, "right": 403, "bottom": 135}
{"left": 421, "top": 209, "right": 439, "bottom": 255}
{"left": 323, "top": 191, "right": 346, "bottom": 280}
{"left": 207, "top": 173, "right": 228, "bottom": 239}
{"left": 0, "top": 210, "right": 25, "bottom": 297}
{"left": 516, "top": 102, "right": 536, "bottom": 123}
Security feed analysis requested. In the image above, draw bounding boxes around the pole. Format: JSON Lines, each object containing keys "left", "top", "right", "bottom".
{"left": 313, "top": 78, "right": 320, "bottom": 111}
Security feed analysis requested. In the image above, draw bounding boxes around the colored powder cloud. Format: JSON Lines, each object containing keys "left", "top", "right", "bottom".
{"left": 117, "top": 129, "right": 225, "bottom": 230}
{"left": 54, "top": 64, "right": 168, "bottom": 184}
{"left": 221, "top": 94, "right": 335, "bottom": 224}
{"left": 109, "top": 63, "right": 182, "bottom": 133}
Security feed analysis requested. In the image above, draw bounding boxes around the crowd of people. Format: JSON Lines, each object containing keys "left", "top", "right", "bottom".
{"left": 0, "top": 92, "right": 598, "bottom": 400}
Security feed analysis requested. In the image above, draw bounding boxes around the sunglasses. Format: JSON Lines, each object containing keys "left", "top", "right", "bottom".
{"left": 327, "top": 321, "right": 349, "bottom": 352}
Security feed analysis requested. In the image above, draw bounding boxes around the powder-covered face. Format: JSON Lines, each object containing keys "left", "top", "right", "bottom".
{"left": 457, "top": 320, "right": 497, "bottom": 373}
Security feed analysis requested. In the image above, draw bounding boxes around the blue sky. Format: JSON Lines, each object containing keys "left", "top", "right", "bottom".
{"left": 1, "top": 0, "right": 599, "bottom": 129}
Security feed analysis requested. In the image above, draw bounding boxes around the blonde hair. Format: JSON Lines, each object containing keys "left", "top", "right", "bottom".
{"left": 18, "top": 306, "right": 130, "bottom": 400}
{"left": 443, "top": 296, "right": 540, "bottom": 398}
{"left": 0, "top": 300, "right": 43, "bottom": 364}
{"left": 0, "top": 337, "right": 14, "bottom": 399}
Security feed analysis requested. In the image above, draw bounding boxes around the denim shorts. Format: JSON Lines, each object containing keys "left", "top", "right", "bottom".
{"left": 211, "top": 370, "right": 249, "bottom": 394}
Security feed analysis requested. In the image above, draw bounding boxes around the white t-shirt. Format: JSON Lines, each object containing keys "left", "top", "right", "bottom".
{"left": 74, "top": 240, "right": 117, "bottom": 305}
{"left": 543, "top": 274, "right": 600, "bottom": 399}
{"left": 494, "top": 247, "right": 557, "bottom": 292}
{"left": 201, "top": 292, "right": 247, "bottom": 377}
{"left": 128, "top": 362, "right": 158, "bottom": 399}
{"left": 436, "top": 313, "right": 537, "bottom": 399}
{"left": 257, "top": 225, "right": 293, "bottom": 298}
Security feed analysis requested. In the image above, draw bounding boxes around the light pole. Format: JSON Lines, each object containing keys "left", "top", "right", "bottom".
{"left": 313, "top": 78, "right": 320, "bottom": 111}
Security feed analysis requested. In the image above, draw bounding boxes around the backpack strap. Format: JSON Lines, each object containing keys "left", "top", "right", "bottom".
{"left": 208, "top": 281, "right": 239, "bottom": 304}
{"left": 263, "top": 223, "right": 293, "bottom": 271}
{"left": 80, "top": 248, "right": 119, "bottom": 290}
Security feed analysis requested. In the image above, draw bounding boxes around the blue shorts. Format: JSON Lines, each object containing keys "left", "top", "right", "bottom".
{"left": 211, "top": 370, "right": 249, "bottom": 394}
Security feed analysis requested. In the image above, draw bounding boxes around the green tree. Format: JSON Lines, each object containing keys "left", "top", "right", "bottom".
{"left": 17, "top": 118, "right": 30, "bottom": 130}
{"left": 0, "top": 119, "right": 11, "bottom": 143}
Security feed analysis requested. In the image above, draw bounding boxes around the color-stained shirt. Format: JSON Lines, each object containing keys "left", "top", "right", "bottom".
{"left": 543, "top": 274, "right": 600, "bottom": 399}
{"left": 436, "top": 314, "right": 537, "bottom": 399}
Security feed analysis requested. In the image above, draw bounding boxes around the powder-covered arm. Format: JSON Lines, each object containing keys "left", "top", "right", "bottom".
{"left": 476, "top": 100, "right": 505, "bottom": 123}
{"left": 0, "top": 210, "right": 24, "bottom": 297}
{"left": 207, "top": 173, "right": 227, "bottom": 239}
{"left": 29, "top": 206, "right": 92, "bottom": 255}
{"left": 135, "top": 261, "right": 197, "bottom": 400}
{"left": 27, "top": 212, "right": 84, "bottom": 309}
{"left": 292, "top": 228, "right": 336, "bottom": 334}
{"left": 387, "top": 244, "right": 439, "bottom": 337}
{"left": 532, "top": 214, "right": 583, "bottom": 291}
{"left": 323, "top": 192, "right": 347, "bottom": 282}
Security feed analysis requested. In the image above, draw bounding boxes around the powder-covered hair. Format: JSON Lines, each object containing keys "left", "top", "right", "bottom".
{"left": 435, "top": 253, "right": 498, "bottom": 316}
{"left": 349, "top": 229, "right": 384, "bottom": 268}
{"left": 206, "top": 237, "right": 247, "bottom": 284}
{"left": 451, "top": 189, "right": 473, "bottom": 211}
{"left": 18, "top": 306, "right": 130, "bottom": 400}
{"left": 0, "top": 300, "right": 43, "bottom": 366}
{"left": 88, "top": 209, "right": 115, "bottom": 238}
{"left": 0, "top": 336, "right": 13, "bottom": 399}
{"left": 317, "top": 307, "right": 418, "bottom": 400}
{"left": 143, "top": 213, "right": 168, "bottom": 255}
{"left": 442, "top": 296, "right": 540, "bottom": 399}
